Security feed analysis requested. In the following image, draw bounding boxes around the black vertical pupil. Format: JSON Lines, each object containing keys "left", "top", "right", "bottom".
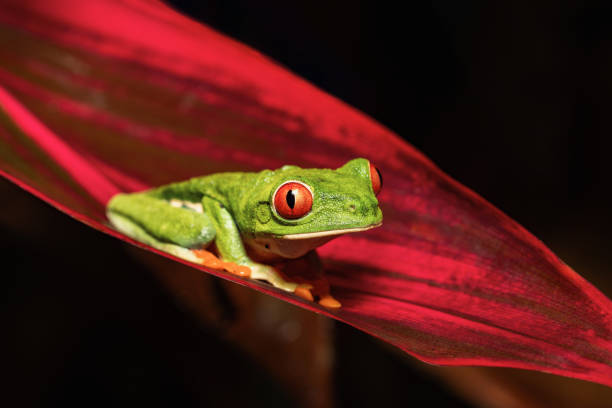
{"left": 286, "top": 189, "right": 296, "bottom": 209}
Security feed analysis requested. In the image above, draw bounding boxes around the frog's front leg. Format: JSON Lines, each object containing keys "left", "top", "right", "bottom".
{"left": 303, "top": 251, "right": 341, "bottom": 308}
{"left": 202, "top": 197, "right": 313, "bottom": 299}
{"left": 279, "top": 251, "right": 341, "bottom": 308}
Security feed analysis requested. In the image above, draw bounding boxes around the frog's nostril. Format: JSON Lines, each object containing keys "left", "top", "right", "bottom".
{"left": 344, "top": 202, "right": 357, "bottom": 213}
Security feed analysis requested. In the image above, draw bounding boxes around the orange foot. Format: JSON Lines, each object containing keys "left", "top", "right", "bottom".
{"left": 192, "top": 249, "right": 251, "bottom": 278}
{"left": 301, "top": 285, "right": 341, "bottom": 309}
{"left": 279, "top": 270, "right": 342, "bottom": 309}
{"left": 192, "top": 250, "right": 341, "bottom": 308}
{"left": 318, "top": 294, "right": 341, "bottom": 309}
{"left": 294, "top": 283, "right": 314, "bottom": 302}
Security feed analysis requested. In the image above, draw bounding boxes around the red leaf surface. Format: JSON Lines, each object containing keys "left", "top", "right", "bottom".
{"left": 1, "top": 0, "right": 612, "bottom": 386}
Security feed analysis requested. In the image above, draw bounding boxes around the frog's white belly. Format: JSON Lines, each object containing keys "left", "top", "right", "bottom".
{"left": 244, "top": 224, "right": 380, "bottom": 261}
{"left": 245, "top": 234, "right": 337, "bottom": 260}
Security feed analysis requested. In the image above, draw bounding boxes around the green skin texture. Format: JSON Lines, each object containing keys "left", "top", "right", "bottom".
{"left": 107, "top": 158, "right": 383, "bottom": 292}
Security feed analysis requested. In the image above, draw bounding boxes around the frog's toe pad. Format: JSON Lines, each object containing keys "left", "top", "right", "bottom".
{"left": 294, "top": 284, "right": 314, "bottom": 302}
{"left": 318, "top": 294, "right": 341, "bottom": 309}
{"left": 192, "top": 249, "right": 251, "bottom": 278}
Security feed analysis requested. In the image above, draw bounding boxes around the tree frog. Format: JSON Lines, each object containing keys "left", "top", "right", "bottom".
{"left": 106, "top": 158, "right": 383, "bottom": 308}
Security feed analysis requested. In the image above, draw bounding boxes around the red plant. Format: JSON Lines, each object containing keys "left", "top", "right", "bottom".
{"left": 1, "top": 0, "right": 612, "bottom": 387}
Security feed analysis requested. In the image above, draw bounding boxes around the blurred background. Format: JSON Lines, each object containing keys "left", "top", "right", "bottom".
{"left": 3, "top": 0, "right": 612, "bottom": 406}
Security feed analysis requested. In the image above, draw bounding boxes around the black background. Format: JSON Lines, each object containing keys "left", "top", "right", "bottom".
{"left": 4, "top": 1, "right": 612, "bottom": 406}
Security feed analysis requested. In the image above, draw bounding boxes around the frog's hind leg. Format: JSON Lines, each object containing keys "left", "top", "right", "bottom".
{"left": 107, "top": 193, "right": 216, "bottom": 264}
{"left": 107, "top": 211, "right": 204, "bottom": 263}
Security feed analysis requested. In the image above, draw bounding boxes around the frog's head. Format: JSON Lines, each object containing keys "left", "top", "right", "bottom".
{"left": 237, "top": 158, "right": 383, "bottom": 260}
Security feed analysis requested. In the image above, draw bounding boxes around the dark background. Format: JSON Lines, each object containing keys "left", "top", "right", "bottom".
{"left": 4, "top": 1, "right": 612, "bottom": 407}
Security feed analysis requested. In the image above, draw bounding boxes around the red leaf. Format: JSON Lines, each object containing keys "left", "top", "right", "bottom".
{"left": 1, "top": 0, "right": 612, "bottom": 386}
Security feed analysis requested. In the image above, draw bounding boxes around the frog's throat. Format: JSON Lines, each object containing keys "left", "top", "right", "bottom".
{"left": 245, "top": 222, "right": 382, "bottom": 260}
{"left": 275, "top": 222, "right": 382, "bottom": 240}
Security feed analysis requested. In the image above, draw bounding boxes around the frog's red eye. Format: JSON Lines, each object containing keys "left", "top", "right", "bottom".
{"left": 273, "top": 182, "right": 313, "bottom": 219}
{"left": 369, "top": 163, "right": 382, "bottom": 195}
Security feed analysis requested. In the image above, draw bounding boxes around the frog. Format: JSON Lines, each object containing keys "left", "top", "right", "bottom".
{"left": 106, "top": 158, "right": 383, "bottom": 308}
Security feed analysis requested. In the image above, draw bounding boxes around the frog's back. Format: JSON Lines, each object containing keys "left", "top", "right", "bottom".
{"left": 146, "top": 171, "right": 260, "bottom": 207}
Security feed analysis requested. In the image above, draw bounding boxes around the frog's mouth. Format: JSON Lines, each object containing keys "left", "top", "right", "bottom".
{"left": 276, "top": 222, "right": 382, "bottom": 240}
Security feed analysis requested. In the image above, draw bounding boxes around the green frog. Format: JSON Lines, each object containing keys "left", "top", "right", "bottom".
{"left": 106, "top": 158, "right": 383, "bottom": 308}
